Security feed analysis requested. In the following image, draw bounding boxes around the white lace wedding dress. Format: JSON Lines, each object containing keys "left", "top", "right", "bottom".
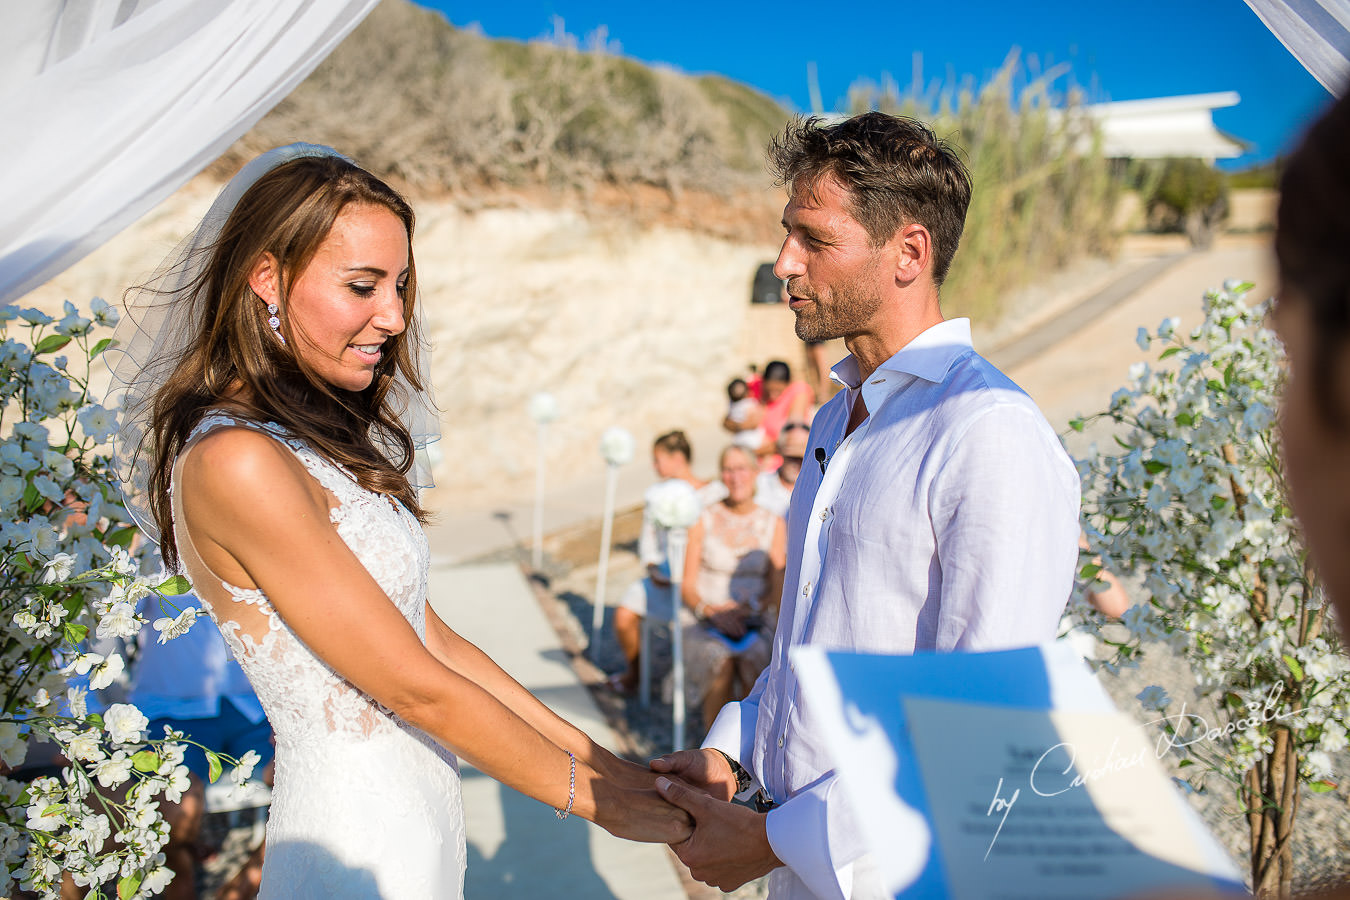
{"left": 171, "top": 413, "right": 466, "bottom": 898}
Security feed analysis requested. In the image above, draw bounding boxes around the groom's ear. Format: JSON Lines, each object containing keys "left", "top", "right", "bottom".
{"left": 248, "top": 253, "right": 281, "bottom": 305}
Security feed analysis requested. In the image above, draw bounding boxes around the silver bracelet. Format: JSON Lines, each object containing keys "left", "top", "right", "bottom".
{"left": 555, "top": 750, "right": 576, "bottom": 819}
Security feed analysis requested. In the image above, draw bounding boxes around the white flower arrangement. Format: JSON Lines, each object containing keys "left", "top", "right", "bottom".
{"left": 598, "top": 427, "right": 635, "bottom": 467}
{"left": 0, "top": 300, "right": 253, "bottom": 898}
{"left": 645, "top": 478, "right": 701, "bottom": 530}
{"left": 527, "top": 391, "right": 560, "bottom": 424}
{"left": 1067, "top": 283, "right": 1348, "bottom": 893}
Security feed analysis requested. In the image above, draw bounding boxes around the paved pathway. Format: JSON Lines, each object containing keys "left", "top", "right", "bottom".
{"left": 427, "top": 561, "right": 686, "bottom": 900}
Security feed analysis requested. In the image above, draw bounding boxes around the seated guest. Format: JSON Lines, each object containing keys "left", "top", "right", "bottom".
{"left": 609, "top": 431, "right": 726, "bottom": 693}
{"left": 723, "top": 377, "right": 765, "bottom": 453}
{"left": 680, "top": 445, "right": 787, "bottom": 731}
{"left": 750, "top": 360, "right": 814, "bottom": 471}
{"left": 754, "top": 423, "right": 809, "bottom": 518}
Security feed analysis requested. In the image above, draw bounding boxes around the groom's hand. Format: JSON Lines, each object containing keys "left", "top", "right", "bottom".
{"left": 655, "top": 776, "right": 781, "bottom": 891}
{"left": 648, "top": 748, "right": 737, "bottom": 802}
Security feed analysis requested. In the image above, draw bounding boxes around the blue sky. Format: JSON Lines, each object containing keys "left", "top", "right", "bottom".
{"left": 414, "top": 0, "right": 1334, "bottom": 170}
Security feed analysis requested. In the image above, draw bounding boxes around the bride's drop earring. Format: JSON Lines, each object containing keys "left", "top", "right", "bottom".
{"left": 266, "top": 303, "right": 285, "bottom": 345}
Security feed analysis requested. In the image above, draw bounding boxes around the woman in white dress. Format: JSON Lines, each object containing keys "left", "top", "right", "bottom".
{"left": 111, "top": 145, "right": 689, "bottom": 898}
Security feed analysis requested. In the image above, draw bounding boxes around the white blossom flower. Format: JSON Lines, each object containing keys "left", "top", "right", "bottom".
{"left": 88, "top": 653, "right": 126, "bottom": 691}
{"left": 89, "top": 296, "right": 119, "bottom": 327}
{"left": 65, "top": 729, "right": 104, "bottom": 763}
{"left": 1136, "top": 327, "right": 1151, "bottom": 350}
{"left": 40, "top": 552, "right": 77, "bottom": 584}
{"left": 1305, "top": 750, "right": 1334, "bottom": 780}
{"left": 142, "top": 867, "right": 174, "bottom": 894}
{"left": 1158, "top": 317, "right": 1181, "bottom": 339}
{"left": 18, "top": 307, "right": 53, "bottom": 325}
{"left": 102, "top": 704, "right": 149, "bottom": 744}
{"left": 75, "top": 404, "right": 118, "bottom": 444}
{"left": 1136, "top": 685, "right": 1171, "bottom": 710}
{"left": 230, "top": 750, "right": 262, "bottom": 787}
{"left": 1319, "top": 720, "right": 1348, "bottom": 754}
{"left": 152, "top": 607, "right": 199, "bottom": 643}
{"left": 96, "top": 601, "right": 142, "bottom": 640}
{"left": 66, "top": 686, "right": 88, "bottom": 718}
{"left": 56, "top": 300, "right": 92, "bottom": 336}
{"left": 94, "top": 753, "right": 135, "bottom": 788}
{"left": 0, "top": 723, "right": 27, "bottom": 767}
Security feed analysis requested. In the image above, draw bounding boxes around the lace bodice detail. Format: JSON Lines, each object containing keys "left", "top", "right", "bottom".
{"left": 695, "top": 502, "right": 779, "bottom": 609}
{"left": 174, "top": 413, "right": 430, "bottom": 747}
{"left": 171, "top": 413, "right": 464, "bottom": 898}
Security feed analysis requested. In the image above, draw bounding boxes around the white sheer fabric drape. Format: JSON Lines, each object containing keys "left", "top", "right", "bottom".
{"left": 0, "top": 0, "right": 379, "bottom": 306}
{"left": 1244, "top": 0, "right": 1350, "bottom": 96}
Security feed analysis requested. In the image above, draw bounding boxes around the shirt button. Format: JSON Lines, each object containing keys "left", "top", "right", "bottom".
{"left": 801, "top": 581, "right": 811, "bottom": 596}
{"left": 777, "top": 735, "right": 785, "bottom": 748}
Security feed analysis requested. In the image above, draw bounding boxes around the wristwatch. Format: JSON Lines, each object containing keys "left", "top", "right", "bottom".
{"left": 713, "top": 749, "right": 753, "bottom": 795}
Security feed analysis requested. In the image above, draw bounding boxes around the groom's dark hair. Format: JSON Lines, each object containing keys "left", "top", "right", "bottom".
{"left": 768, "top": 112, "right": 972, "bottom": 286}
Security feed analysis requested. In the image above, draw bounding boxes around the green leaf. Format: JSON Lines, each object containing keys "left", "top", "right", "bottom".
{"left": 1206, "top": 379, "right": 1225, "bottom": 394}
{"left": 1068, "top": 417, "right": 1085, "bottom": 433}
{"left": 1175, "top": 413, "right": 1194, "bottom": 427}
{"left": 39, "top": 803, "right": 66, "bottom": 817}
{"left": 1310, "top": 779, "right": 1337, "bottom": 794}
{"left": 1143, "top": 460, "right": 1167, "bottom": 474}
{"left": 156, "top": 575, "right": 192, "bottom": 596}
{"left": 117, "top": 872, "right": 143, "bottom": 900}
{"left": 33, "top": 334, "right": 71, "bottom": 355}
{"left": 1283, "top": 654, "right": 1304, "bottom": 682}
{"left": 1224, "top": 362, "right": 1237, "bottom": 387}
{"left": 1159, "top": 346, "right": 1183, "bottom": 360}
{"left": 62, "top": 622, "right": 88, "bottom": 644}
{"left": 1210, "top": 494, "right": 1227, "bottom": 510}
{"left": 89, "top": 337, "right": 115, "bottom": 358}
{"left": 23, "top": 482, "right": 43, "bottom": 513}
{"left": 1177, "top": 759, "right": 1194, "bottom": 768}
{"left": 1078, "top": 563, "right": 1102, "bottom": 580}
{"left": 87, "top": 713, "right": 104, "bottom": 728}
{"left": 105, "top": 526, "right": 138, "bottom": 549}
{"left": 206, "top": 749, "right": 222, "bottom": 783}
{"left": 131, "top": 750, "right": 159, "bottom": 773}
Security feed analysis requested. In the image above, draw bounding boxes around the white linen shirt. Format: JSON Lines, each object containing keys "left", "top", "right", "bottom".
{"left": 703, "top": 318, "right": 1081, "bottom": 900}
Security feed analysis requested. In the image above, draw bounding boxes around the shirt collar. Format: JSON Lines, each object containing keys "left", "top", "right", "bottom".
{"left": 829, "top": 318, "right": 973, "bottom": 389}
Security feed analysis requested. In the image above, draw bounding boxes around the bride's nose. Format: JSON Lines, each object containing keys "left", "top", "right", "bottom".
{"left": 372, "top": 286, "right": 405, "bottom": 336}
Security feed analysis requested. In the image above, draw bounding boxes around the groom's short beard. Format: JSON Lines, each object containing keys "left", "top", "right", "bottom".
{"left": 791, "top": 279, "right": 886, "bottom": 343}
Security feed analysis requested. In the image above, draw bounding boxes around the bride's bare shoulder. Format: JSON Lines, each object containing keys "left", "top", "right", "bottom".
{"left": 180, "top": 424, "right": 324, "bottom": 515}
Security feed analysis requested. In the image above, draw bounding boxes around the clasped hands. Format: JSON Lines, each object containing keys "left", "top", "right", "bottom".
{"left": 648, "top": 748, "right": 782, "bottom": 891}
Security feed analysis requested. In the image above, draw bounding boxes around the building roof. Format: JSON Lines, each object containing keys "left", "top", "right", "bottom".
{"left": 1084, "top": 91, "right": 1248, "bottom": 160}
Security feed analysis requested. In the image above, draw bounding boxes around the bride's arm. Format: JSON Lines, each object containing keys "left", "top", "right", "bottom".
{"left": 422, "top": 610, "right": 652, "bottom": 789}
{"left": 181, "top": 428, "right": 687, "bottom": 842}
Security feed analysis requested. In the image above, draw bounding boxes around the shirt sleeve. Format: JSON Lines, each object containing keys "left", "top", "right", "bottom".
{"left": 702, "top": 676, "right": 764, "bottom": 796}
{"left": 928, "top": 402, "right": 1081, "bottom": 650}
{"left": 702, "top": 673, "right": 866, "bottom": 900}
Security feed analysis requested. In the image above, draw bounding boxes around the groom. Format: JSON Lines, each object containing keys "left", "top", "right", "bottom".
{"left": 651, "top": 112, "right": 1081, "bottom": 898}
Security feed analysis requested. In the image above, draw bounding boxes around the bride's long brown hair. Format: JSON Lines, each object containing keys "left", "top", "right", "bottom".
{"left": 145, "top": 154, "right": 429, "bottom": 568}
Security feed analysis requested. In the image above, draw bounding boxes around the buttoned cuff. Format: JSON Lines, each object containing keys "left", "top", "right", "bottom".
{"left": 764, "top": 773, "right": 855, "bottom": 900}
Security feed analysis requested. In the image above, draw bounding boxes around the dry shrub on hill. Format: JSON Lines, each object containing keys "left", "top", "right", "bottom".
{"left": 218, "top": 0, "right": 788, "bottom": 201}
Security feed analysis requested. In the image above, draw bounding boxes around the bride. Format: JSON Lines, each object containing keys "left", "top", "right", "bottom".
{"left": 110, "top": 144, "right": 689, "bottom": 897}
